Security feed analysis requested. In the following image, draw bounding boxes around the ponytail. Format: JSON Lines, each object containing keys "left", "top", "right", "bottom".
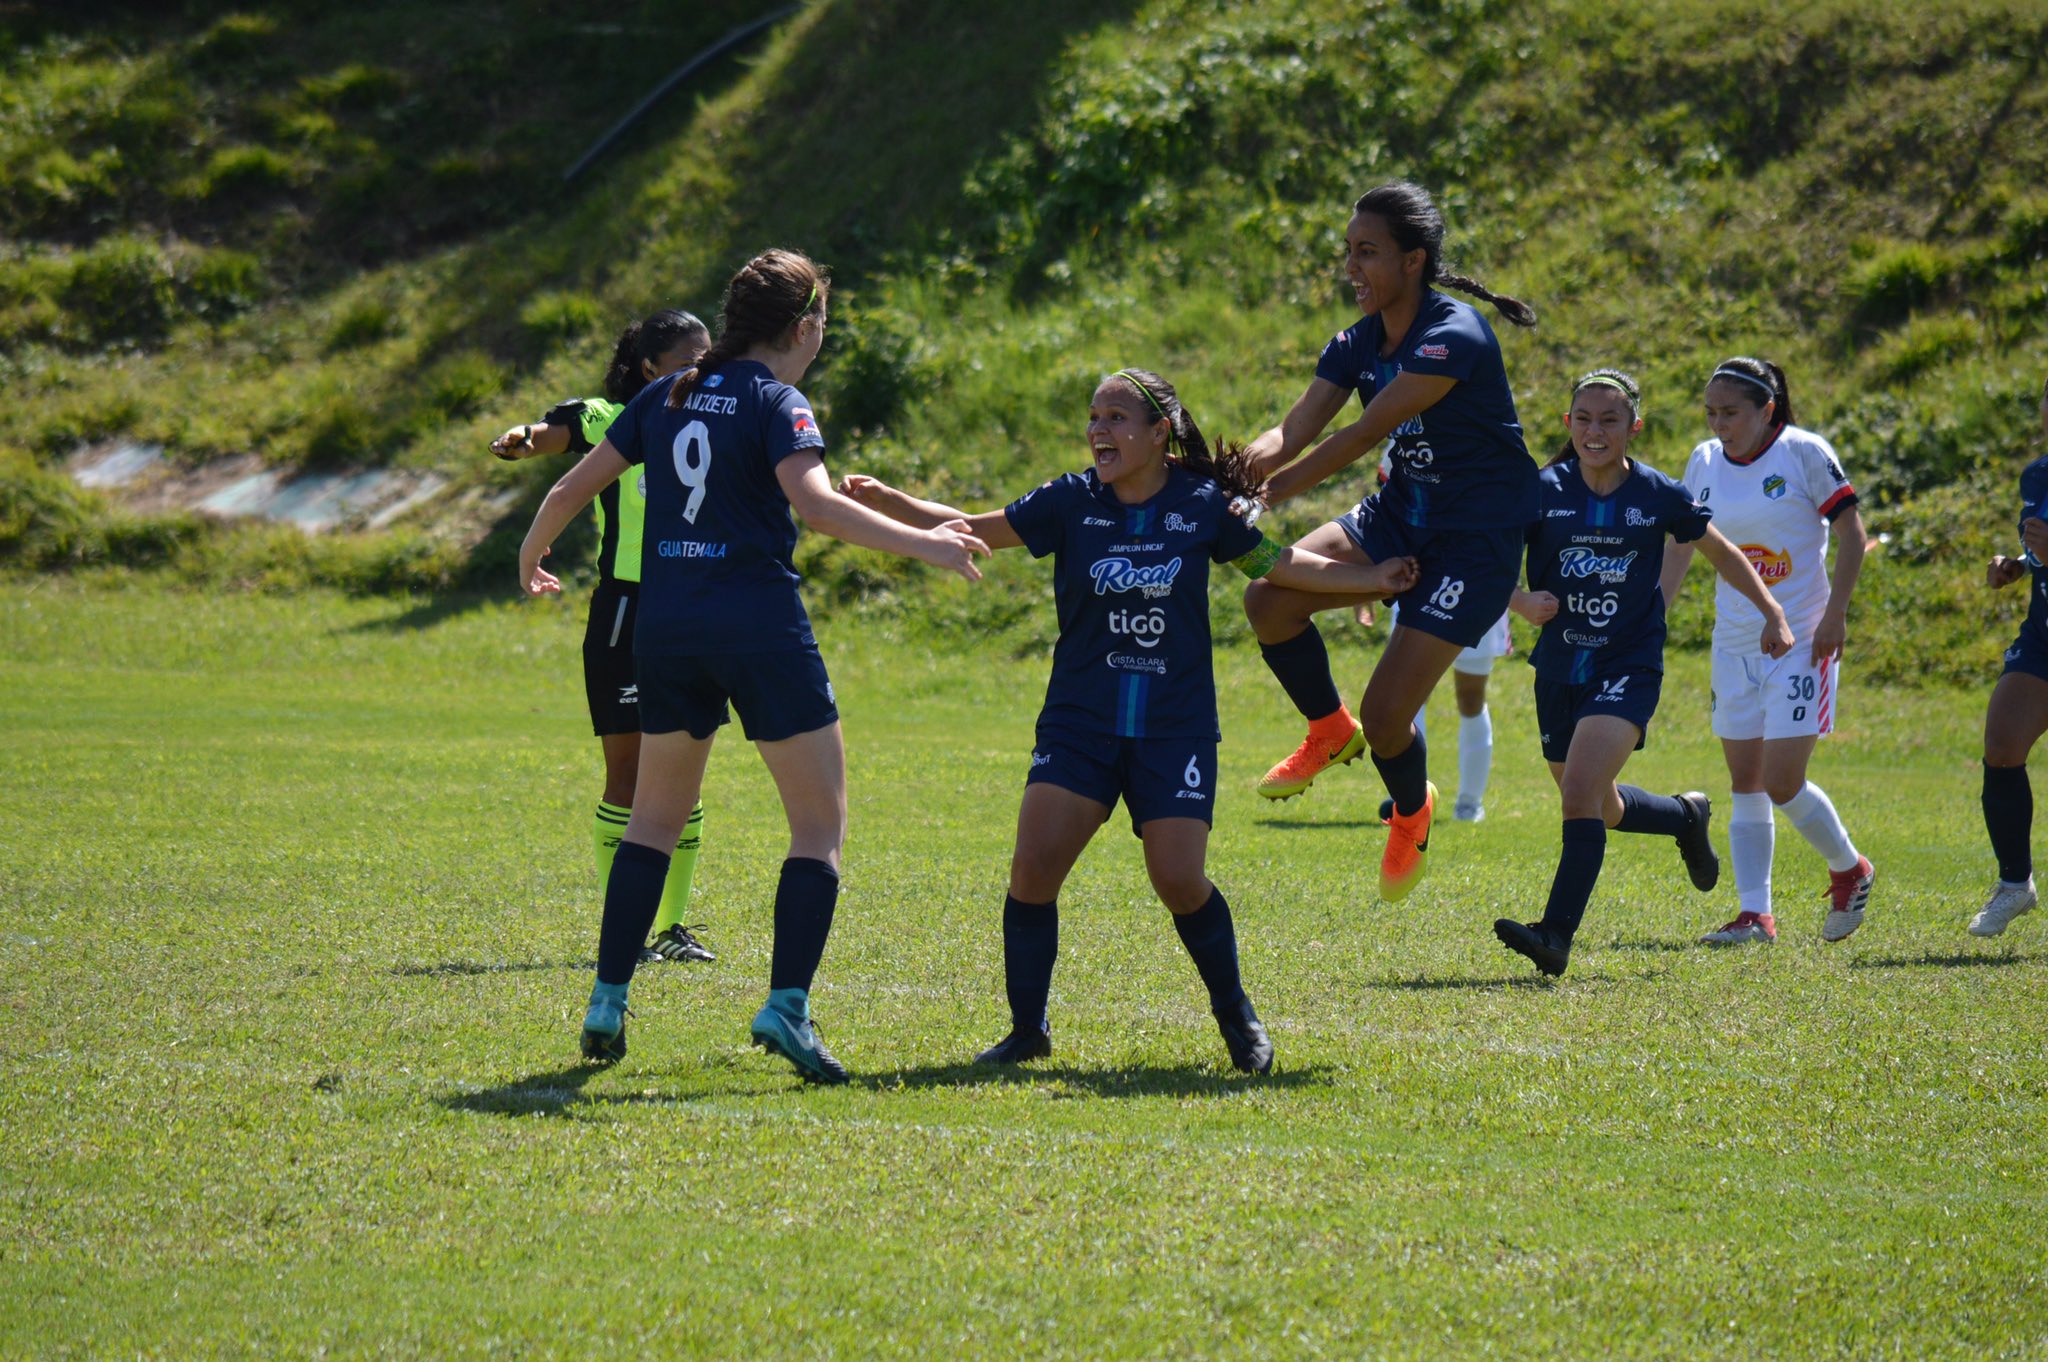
{"left": 667, "top": 249, "right": 830, "bottom": 409}
{"left": 1353, "top": 181, "right": 1537, "bottom": 328}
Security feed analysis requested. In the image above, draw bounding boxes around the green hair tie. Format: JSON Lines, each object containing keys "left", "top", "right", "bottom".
{"left": 792, "top": 281, "right": 819, "bottom": 326}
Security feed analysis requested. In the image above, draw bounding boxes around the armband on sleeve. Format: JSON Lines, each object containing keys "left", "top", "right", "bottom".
{"left": 542, "top": 400, "right": 593, "bottom": 454}
{"left": 1231, "top": 536, "right": 1285, "bottom": 580}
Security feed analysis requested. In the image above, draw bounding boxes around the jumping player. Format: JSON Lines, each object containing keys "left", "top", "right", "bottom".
{"left": 1658, "top": 357, "right": 1873, "bottom": 945}
{"left": 841, "top": 368, "right": 1417, "bottom": 1072}
{"left": 1493, "top": 370, "right": 1792, "bottom": 977}
{"left": 1240, "top": 180, "right": 1538, "bottom": 900}
{"left": 491, "top": 310, "right": 717, "bottom": 965}
{"left": 1973, "top": 375, "right": 2048, "bottom": 937}
{"left": 517, "top": 249, "right": 989, "bottom": 1081}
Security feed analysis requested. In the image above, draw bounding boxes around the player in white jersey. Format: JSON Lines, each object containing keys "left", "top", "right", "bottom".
{"left": 1659, "top": 356, "right": 1873, "bottom": 946}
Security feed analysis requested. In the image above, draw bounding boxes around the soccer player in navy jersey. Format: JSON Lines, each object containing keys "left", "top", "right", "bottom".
{"left": 842, "top": 368, "right": 1416, "bottom": 1072}
{"left": 490, "top": 310, "right": 718, "bottom": 966}
{"left": 1974, "top": 375, "right": 2048, "bottom": 937}
{"left": 1492, "top": 370, "right": 1791, "bottom": 977}
{"left": 1237, "top": 181, "right": 1539, "bottom": 903}
{"left": 516, "top": 249, "right": 989, "bottom": 1082}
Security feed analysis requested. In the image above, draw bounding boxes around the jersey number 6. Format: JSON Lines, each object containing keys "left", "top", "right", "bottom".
{"left": 672, "top": 420, "right": 713, "bottom": 524}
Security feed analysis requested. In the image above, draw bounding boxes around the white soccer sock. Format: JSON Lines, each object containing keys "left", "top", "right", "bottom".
{"left": 1458, "top": 707, "right": 1493, "bottom": 808}
{"left": 1777, "top": 781, "right": 1861, "bottom": 873}
{"left": 1728, "top": 790, "right": 1776, "bottom": 916}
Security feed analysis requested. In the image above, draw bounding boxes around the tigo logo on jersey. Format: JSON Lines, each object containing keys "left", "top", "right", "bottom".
{"left": 1108, "top": 606, "right": 1167, "bottom": 648}
{"left": 1089, "top": 556, "right": 1181, "bottom": 598}
{"left": 1565, "top": 590, "right": 1621, "bottom": 624}
{"left": 1416, "top": 343, "right": 1449, "bottom": 360}
{"left": 1164, "top": 512, "right": 1199, "bottom": 534}
{"left": 1740, "top": 544, "right": 1793, "bottom": 584}
{"left": 1762, "top": 474, "right": 1788, "bottom": 500}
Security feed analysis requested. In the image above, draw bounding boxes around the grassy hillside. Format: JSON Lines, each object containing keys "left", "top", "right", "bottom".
{"left": 4, "top": 0, "right": 2047, "bottom": 679}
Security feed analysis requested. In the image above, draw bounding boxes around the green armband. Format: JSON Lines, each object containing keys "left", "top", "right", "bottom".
{"left": 1231, "top": 536, "right": 1284, "bottom": 580}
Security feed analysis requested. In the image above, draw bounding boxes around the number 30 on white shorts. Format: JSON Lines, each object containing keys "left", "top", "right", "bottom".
{"left": 1709, "top": 647, "right": 1836, "bottom": 741}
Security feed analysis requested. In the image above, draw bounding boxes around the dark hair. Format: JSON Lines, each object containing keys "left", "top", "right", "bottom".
{"left": 667, "top": 248, "right": 830, "bottom": 408}
{"left": 602, "top": 308, "right": 709, "bottom": 404}
{"left": 1548, "top": 368, "right": 1642, "bottom": 466}
{"left": 1707, "top": 355, "right": 1795, "bottom": 427}
{"left": 1108, "top": 367, "right": 1261, "bottom": 501}
{"left": 1352, "top": 181, "right": 1537, "bottom": 328}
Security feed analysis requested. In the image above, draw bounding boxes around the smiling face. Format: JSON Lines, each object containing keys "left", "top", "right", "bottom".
{"left": 1343, "top": 211, "right": 1424, "bottom": 318}
{"left": 1086, "top": 379, "right": 1170, "bottom": 488}
{"left": 1566, "top": 384, "right": 1641, "bottom": 473}
{"left": 1704, "top": 376, "right": 1777, "bottom": 460}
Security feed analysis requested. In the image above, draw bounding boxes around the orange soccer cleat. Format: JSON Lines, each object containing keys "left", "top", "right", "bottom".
{"left": 1379, "top": 781, "right": 1437, "bottom": 901}
{"left": 1257, "top": 714, "right": 1366, "bottom": 800}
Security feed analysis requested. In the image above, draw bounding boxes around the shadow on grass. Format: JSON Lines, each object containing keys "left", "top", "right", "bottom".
{"left": 1850, "top": 950, "right": 2037, "bottom": 971}
{"left": 1251, "top": 818, "right": 1383, "bottom": 830}
{"left": 1365, "top": 974, "right": 1573, "bottom": 992}
{"left": 340, "top": 591, "right": 504, "bottom": 635}
{"left": 1601, "top": 938, "right": 1700, "bottom": 955}
{"left": 867, "top": 1060, "right": 1329, "bottom": 1098}
{"left": 442, "top": 1063, "right": 608, "bottom": 1116}
{"left": 390, "top": 958, "right": 593, "bottom": 978}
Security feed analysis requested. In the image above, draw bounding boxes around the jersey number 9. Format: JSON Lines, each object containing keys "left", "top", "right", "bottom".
{"left": 672, "top": 420, "right": 713, "bottom": 524}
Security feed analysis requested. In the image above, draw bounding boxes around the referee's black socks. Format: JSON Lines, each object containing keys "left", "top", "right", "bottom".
{"left": 768, "top": 857, "right": 841, "bottom": 994}
{"left": 1002, "top": 895, "right": 1058, "bottom": 1034}
{"left": 1173, "top": 886, "right": 1247, "bottom": 1016}
{"left": 1537, "top": 818, "right": 1607, "bottom": 944}
{"left": 597, "top": 841, "right": 670, "bottom": 986}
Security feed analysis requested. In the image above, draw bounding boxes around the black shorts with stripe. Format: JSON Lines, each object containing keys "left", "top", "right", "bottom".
{"left": 583, "top": 580, "right": 641, "bottom": 737}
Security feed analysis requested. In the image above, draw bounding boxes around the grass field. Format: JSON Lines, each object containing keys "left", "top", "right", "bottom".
{"left": 3, "top": 579, "right": 2044, "bottom": 1360}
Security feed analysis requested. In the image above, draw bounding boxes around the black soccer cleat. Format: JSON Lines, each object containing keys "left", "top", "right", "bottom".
{"left": 642, "top": 922, "right": 716, "bottom": 964}
{"left": 1214, "top": 998, "right": 1274, "bottom": 1074}
{"left": 1494, "top": 919, "right": 1570, "bottom": 977}
{"left": 974, "top": 1023, "right": 1052, "bottom": 1065}
{"left": 1674, "top": 791, "right": 1719, "bottom": 892}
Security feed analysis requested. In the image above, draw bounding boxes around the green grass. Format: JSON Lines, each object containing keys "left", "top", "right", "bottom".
{"left": 2, "top": 581, "right": 2044, "bottom": 1359}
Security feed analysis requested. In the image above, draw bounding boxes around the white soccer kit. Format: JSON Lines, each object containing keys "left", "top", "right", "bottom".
{"left": 1683, "top": 425, "right": 1856, "bottom": 740}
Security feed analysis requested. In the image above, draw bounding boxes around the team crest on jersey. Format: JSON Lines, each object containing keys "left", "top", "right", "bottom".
{"left": 702, "top": 373, "right": 722, "bottom": 388}
{"left": 1090, "top": 555, "right": 1182, "bottom": 598}
{"left": 1416, "top": 343, "right": 1449, "bottom": 360}
{"left": 1740, "top": 544, "right": 1792, "bottom": 584}
{"left": 1556, "top": 546, "right": 1637, "bottom": 584}
{"left": 1762, "top": 474, "right": 1788, "bottom": 500}
{"left": 1164, "top": 512, "right": 1199, "bottom": 534}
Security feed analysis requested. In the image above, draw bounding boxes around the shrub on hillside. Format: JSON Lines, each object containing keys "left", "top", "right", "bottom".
{"left": 62, "top": 236, "right": 176, "bottom": 344}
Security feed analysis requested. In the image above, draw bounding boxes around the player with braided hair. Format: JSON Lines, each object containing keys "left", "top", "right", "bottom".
{"left": 842, "top": 367, "right": 1417, "bottom": 1072}
{"left": 1239, "top": 180, "right": 1539, "bottom": 902}
{"left": 1494, "top": 369, "right": 1790, "bottom": 976}
{"left": 518, "top": 248, "right": 989, "bottom": 1081}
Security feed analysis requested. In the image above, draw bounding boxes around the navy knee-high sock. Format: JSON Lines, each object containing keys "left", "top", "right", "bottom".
{"left": 1371, "top": 727, "right": 1430, "bottom": 817}
{"left": 1983, "top": 762, "right": 2034, "bottom": 884}
{"left": 1002, "top": 894, "right": 1058, "bottom": 1032}
{"left": 767, "top": 857, "right": 841, "bottom": 993}
{"left": 1615, "top": 785, "right": 1690, "bottom": 838}
{"left": 1258, "top": 627, "right": 1343, "bottom": 721}
{"left": 1537, "top": 818, "right": 1608, "bottom": 943}
{"left": 597, "top": 841, "right": 670, "bottom": 986}
{"left": 1172, "top": 887, "right": 1248, "bottom": 1015}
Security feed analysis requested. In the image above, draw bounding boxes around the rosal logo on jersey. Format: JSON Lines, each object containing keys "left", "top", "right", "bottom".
{"left": 1762, "top": 473, "right": 1788, "bottom": 500}
{"left": 1740, "top": 544, "right": 1793, "bottom": 584}
{"left": 1556, "top": 546, "right": 1637, "bottom": 584}
{"left": 791, "top": 407, "right": 816, "bottom": 436}
{"left": 1089, "top": 556, "right": 1181, "bottom": 598}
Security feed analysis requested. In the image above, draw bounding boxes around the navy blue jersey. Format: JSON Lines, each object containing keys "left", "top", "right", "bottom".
{"left": 2018, "top": 454, "right": 2048, "bottom": 639}
{"left": 605, "top": 361, "right": 825, "bottom": 655}
{"left": 1005, "top": 466, "right": 1265, "bottom": 740}
{"left": 1525, "top": 458, "right": 1710, "bottom": 683}
{"left": 1314, "top": 288, "right": 1535, "bottom": 529}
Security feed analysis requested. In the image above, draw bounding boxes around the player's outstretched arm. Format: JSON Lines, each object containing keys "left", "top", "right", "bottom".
{"left": 1248, "top": 544, "right": 1418, "bottom": 599}
{"left": 836, "top": 474, "right": 1022, "bottom": 550}
{"left": 1263, "top": 371, "right": 1457, "bottom": 504}
{"left": 490, "top": 421, "right": 572, "bottom": 461}
{"left": 781, "top": 455, "right": 990, "bottom": 581}
{"left": 518, "top": 442, "right": 630, "bottom": 595}
{"left": 1697, "top": 524, "right": 1792, "bottom": 658}
{"left": 1245, "top": 379, "right": 1352, "bottom": 481}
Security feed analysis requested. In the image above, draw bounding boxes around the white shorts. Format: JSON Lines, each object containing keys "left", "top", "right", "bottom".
{"left": 1451, "top": 611, "right": 1513, "bottom": 677}
{"left": 1710, "top": 648, "right": 1837, "bottom": 741}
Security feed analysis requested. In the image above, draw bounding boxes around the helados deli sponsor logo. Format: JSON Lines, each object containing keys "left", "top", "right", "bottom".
{"left": 1740, "top": 544, "right": 1793, "bottom": 585}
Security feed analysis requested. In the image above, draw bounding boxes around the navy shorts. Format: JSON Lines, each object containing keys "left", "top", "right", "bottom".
{"left": 1533, "top": 669, "right": 1663, "bottom": 763}
{"left": 2003, "top": 626, "right": 2048, "bottom": 684}
{"left": 582, "top": 582, "right": 641, "bottom": 737}
{"left": 1026, "top": 728, "right": 1217, "bottom": 836}
{"left": 1337, "top": 496, "right": 1523, "bottom": 649}
{"left": 636, "top": 645, "right": 838, "bottom": 743}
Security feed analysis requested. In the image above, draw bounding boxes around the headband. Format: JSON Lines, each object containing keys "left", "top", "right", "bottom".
{"left": 791, "top": 282, "right": 819, "bottom": 326}
{"left": 1710, "top": 367, "right": 1776, "bottom": 402}
{"left": 1573, "top": 374, "right": 1637, "bottom": 404}
{"left": 1114, "top": 369, "right": 1171, "bottom": 423}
